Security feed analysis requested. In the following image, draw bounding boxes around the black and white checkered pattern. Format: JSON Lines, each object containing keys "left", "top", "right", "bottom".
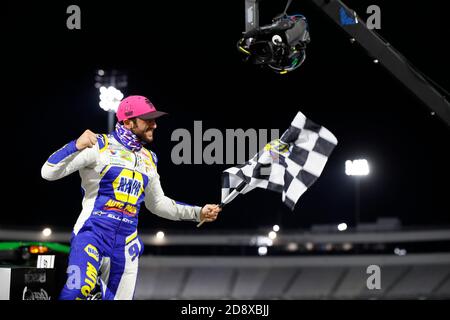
{"left": 221, "top": 111, "right": 338, "bottom": 210}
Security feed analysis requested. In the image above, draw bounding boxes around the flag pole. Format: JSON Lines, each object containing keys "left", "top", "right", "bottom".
{"left": 196, "top": 180, "right": 248, "bottom": 228}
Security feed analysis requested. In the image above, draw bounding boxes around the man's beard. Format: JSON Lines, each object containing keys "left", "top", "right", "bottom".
{"left": 131, "top": 128, "right": 152, "bottom": 144}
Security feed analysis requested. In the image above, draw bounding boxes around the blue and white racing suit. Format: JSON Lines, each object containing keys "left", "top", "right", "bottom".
{"left": 41, "top": 132, "right": 201, "bottom": 300}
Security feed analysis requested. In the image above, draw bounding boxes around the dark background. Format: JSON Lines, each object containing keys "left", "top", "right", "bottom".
{"left": 3, "top": 0, "right": 448, "bottom": 231}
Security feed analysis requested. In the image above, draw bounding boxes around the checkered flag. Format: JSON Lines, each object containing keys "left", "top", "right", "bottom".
{"left": 221, "top": 111, "right": 338, "bottom": 210}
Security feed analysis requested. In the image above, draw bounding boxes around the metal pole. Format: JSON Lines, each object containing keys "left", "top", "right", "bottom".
{"left": 108, "top": 110, "right": 115, "bottom": 133}
{"left": 355, "top": 177, "right": 360, "bottom": 227}
{"left": 108, "top": 72, "right": 117, "bottom": 133}
{"left": 308, "top": 0, "right": 450, "bottom": 126}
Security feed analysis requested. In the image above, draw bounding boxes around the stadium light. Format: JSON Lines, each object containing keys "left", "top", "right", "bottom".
{"left": 345, "top": 159, "right": 370, "bottom": 176}
{"left": 272, "top": 225, "right": 280, "bottom": 232}
{"left": 251, "top": 236, "right": 273, "bottom": 247}
{"left": 98, "top": 85, "right": 124, "bottom": 133}
{"left": 337, "top": 223, "right": 348, "bottom": 231}
{"left": 346, "top": 159, "right": 370, "bottom": 226}
{"left": 258, "top": 246, "right": 268, "bottom": 256}
{"left": 394, "top": 247, "right": 407, "bottom": 256}
{"left": 342, "top": 243, "right": 353, "bottom": 251}
{"left": 95, "top": 69, "right": 128, "bottom": 132}
{"left": 99, "top": 86, "right": 123, "bottom": 112}
{"left": 42, "top": 228, "right": 52, "bottom": 237}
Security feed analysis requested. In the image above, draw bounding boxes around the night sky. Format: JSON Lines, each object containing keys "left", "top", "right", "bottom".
{"left": 3, "top": 0, "right": 449, "bottom": 232}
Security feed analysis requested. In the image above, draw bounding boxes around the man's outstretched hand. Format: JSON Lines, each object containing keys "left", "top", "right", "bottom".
{"left": 199, "top": 204, "right": 222, "bottom": 224}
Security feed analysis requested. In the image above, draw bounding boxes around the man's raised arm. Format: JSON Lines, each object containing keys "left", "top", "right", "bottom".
{"left": 41, "top": 129, "right": 101, "bottom": 181}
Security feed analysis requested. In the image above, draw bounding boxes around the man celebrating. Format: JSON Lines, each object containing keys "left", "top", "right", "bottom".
{"left": 41, "top": 95, "right": 221, "bottom": 300}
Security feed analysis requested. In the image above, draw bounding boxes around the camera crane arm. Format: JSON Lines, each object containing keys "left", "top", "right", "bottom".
{"left": 242, "top": 0, "right": 450, "bottom": 126}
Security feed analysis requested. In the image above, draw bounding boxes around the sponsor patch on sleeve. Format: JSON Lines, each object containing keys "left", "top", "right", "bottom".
{"left": 84, "top": 244, "right": 100, "bottom": 262}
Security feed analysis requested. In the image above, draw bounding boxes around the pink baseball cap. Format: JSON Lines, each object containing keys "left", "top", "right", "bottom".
{"left": 116, "top": 95, "right": 168, "bottom": 122}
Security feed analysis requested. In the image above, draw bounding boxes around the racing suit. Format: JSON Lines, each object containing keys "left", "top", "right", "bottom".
{"left": 41, "top": 132, "right": 201, "bottom": 300}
